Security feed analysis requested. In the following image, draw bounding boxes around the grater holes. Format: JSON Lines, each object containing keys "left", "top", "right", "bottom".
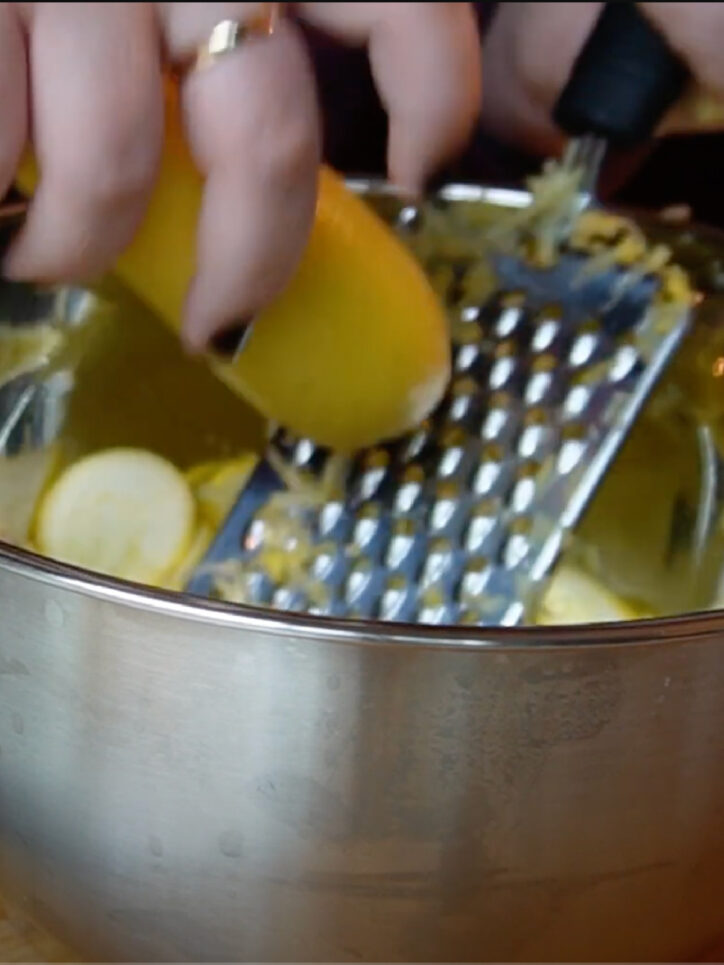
{"left": 284, "top": 437, "right": 315, "bottom": 468}
{"left": 310, "top": 543, "right": 339, "bottom": 583}
{"left": 378, "top": 575, "right": 413, "bottom": 621}
{"left": 480, "top": 389, "right": 520, "bottom": 441}
{"left": 385, "top": 517, "right": 420, "bottom": 570}
{"left": 437, "top": 425, "right": 473, "bottom": 468}
{"left": 437, "top": 440, "right": 467, "bottom": 479}
{"left": 271, "top": 586, "right": 307, "bottom": 613}
{"left": 481, "top": 404, "right": 517, "bottom": 445}
{"left": 488, "top": 354, "right": 519, "bottom": 392}
{"left": 494, "top": 303, "right": 525, "bottom": 339}
{"left": 472, "top": 443, "right": 511, "bottom": 497}
{"left": 500, "top": 516, "right": 533, "bottom": 570}
{"left": 507, "top": 461, "right": 540, "bottom": 515}
{"left": 417, "top": 585, "right": 453, "bottom": 625}
{"left": 460, "top": 304, "right": 484, "bottom": 325}
{"left": 399, "top": 419, "right": 433, "bottom": 463}
{"left": 458, "top": 555, "right": 493, "bottom": 603}
{"left": 454, "top": 340, "right": 482, "bottom": 374}
{"left": 356, "top": 449, "right": 391, "bottom": 501}
{"left": 557, "top": 438, "right": 587, "bottom": 474}
{"left": 393, "top": 463, "right": 426, "bottom": 514}
{"left": 445, "top": 377, "right": 481, "bottom": 425}
{"left": 609, "top": 343, "right": 641, "bottom": 383}
{"left": 351, "top": 503, "right": 385, "bottom": 554}
{"left": 568, "top": 329, "right": 601, "bottom": 368}
{"left": 557, "top": 422, "right": 587, "bottom": 474}
{"left": 562, "top": 382, "right": 593, "bottom": 420}
{"left": 572, "top": 320, "right": 609, "bottom": 359}
{"left": 344, "top": 558, "right": 375, "bottom": 607}
{"left": 464, "top": 497, "right": 504, "bottom": 554}
{"left": 517, "top": 421, "right": 556, "bottom": 460}
{"left": 451, "top": 304, "right": 485, "bottom": 345}
{"left": 420, "top": 538, "right": 456, "bottom": 589}
{"left": 317, "top": 498, "right": 348, "bottom": 541}
{"left": 524, "top": 353, "right": 559, "bottom": 407}
{"left": 501, "top": 601, "right": 526, "bottom": 626}
{"left": 524, "top": 370, "right": 555, "bottom": 407}
{"left": 531, "top": 311, "right": 562, "bottom": 354}
{"left": 429, "top": 480, "right": 464, "bottom": 535}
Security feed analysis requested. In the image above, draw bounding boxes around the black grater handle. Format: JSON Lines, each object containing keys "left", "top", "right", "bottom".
{"left": 553, "top": 1, "right": 689, "bottom": 146}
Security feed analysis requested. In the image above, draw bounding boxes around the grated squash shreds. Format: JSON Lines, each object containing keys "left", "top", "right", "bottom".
{"left": 491, "top": 157, "right": 586, "bottom": 269}
{"left": 210, "top": 451, "right": 352, "bottom": 610}
{"left": 491, "top": 155, "right": 697, "bottom": 309}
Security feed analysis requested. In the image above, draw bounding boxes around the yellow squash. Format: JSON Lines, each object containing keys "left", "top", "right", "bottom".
{"left": 536, "top": 565, "right": 638, "bottom": 625}
{"left": 35, "top": 448, "right": 195, "bottom": 584}
{"left": 16, "top": 86, "right": 450, "bottom": 452}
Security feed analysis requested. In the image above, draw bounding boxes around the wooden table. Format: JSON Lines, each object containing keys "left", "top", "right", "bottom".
{"left": 0, "top": 899, "right": 44, "bottom": 962}
{"left": 1, "top": 894, "right": 723, "bottom": 963}
{"left": 0, "top": 897, "right": 70, "bottom": 963}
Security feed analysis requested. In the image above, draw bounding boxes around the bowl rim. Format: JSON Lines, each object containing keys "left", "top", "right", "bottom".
{"left": 2, "top": 178, "right": 724, "bottom": 652}
{"left": 1, "top": 540, "right": 723, "bottom": 651}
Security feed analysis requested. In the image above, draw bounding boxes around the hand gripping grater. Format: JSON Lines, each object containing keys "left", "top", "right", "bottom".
{"left": 185, "top": 5, "right": 695, "bottom": 626}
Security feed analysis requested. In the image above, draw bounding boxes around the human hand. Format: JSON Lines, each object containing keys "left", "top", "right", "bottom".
{"left": 0, "top": 2, "right": 481, "bottom": 349}
{"left": 479, "top": 2, "right": 724, "bottom": 159}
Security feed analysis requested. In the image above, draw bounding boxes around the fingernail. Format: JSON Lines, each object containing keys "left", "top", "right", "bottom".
{"left": 209, "top": 316, "right": 255, "bottom": 361}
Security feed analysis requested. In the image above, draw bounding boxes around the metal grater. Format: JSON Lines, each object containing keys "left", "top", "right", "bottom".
{"left": 185, "top": 189, "right": 692, "bottom": 626}
{"left": 185, "top": 0, "right": 695, "bottom": 626}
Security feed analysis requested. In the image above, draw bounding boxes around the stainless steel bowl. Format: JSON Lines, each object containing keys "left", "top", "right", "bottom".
{"left": 1, "top": 184, "right": 724, "bottom": 963}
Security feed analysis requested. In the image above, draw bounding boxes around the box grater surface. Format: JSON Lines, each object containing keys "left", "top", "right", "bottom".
{"left": 185, "top": 187, "right": 691, "bottom": 626}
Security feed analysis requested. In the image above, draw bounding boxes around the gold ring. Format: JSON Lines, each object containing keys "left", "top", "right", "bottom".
{"left": 189, "top": 4, "right": 279, "bottom": 74}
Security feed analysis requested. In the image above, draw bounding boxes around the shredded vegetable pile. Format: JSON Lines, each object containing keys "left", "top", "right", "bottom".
{"left": 493, "top": 154, "right": 696, "bottom": 312}
{"left": 210, "top": 451, "right": 351, "bottom": 611}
